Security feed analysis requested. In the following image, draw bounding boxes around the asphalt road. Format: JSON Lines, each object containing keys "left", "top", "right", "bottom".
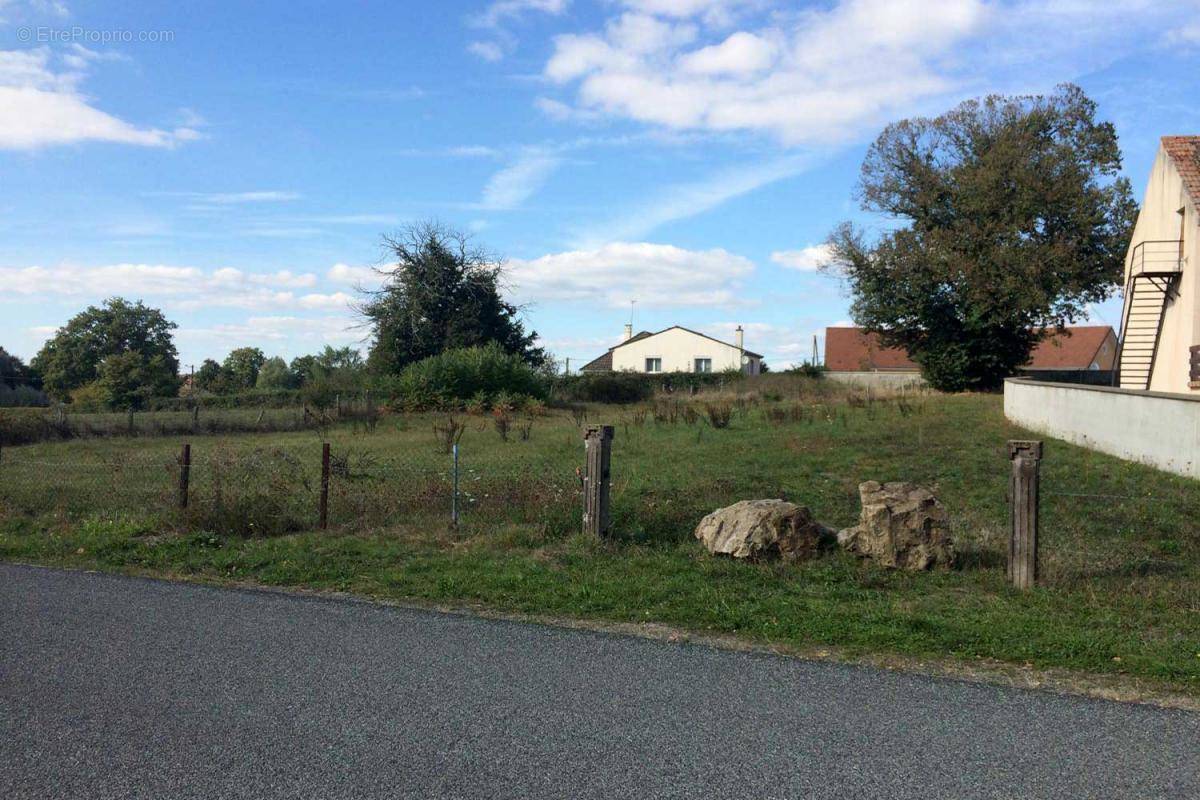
{"left": 2, "top": 563, "right": 1197, "bottom": 799}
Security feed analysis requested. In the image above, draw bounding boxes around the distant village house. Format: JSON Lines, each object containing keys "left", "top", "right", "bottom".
{"left": 581, "top": 325, "right": 763, "bottom": 375}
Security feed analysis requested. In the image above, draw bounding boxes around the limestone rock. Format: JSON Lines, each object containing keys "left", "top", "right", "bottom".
{"left": 837, "top": 481, "right": 954, "bottom": 570}
{"left": 695, "top": 499, "right": 834, "bottom": 562}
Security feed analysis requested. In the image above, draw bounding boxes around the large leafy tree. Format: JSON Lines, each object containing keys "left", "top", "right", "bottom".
{"left": 32, "top": 298, "right": 180, "bottom": 401}
{"left": 825, "top": 84, "right": 1137, "bottom": 391}
{"left": 360, "top": 222, "right": 546, "bottom": 373}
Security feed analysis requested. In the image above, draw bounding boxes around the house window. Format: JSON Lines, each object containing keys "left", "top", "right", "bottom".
{"left": 693, "top": 358, "right": 712, "bottom": 373}
{"left": 644, "top": 357, "right": 662, "bottom": 373}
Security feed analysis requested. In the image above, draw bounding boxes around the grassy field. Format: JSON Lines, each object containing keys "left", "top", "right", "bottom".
{"left": 2, "top": 382, "right": 1198, "bottom": 692}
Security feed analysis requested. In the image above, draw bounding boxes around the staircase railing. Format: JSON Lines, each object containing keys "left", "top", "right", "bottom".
{"left": 1128, "top": 239, "right": 1183, "bottom": 278}
{"left": 1114, "top": 239, "right": 1184, "bottom": 388}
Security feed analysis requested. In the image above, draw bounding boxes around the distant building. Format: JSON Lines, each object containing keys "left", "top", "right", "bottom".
{"left": 825, "top": 326, "right": 1117, "bottom": 375}
{"left": 580, "top": 324, "right": 763, "bottom": 375}
{"left": 1115, "top": 135, "right": 1197, "bottom": 392}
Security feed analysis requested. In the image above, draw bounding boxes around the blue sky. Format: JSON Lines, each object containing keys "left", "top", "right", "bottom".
{"left": 2, "top": 0, "right": 1199, "bottom": 371}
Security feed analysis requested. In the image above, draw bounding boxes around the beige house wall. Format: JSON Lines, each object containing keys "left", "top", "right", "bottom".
{"left": 611, "top": 327, "right": 761, "bottom": 374}
{"left": 1121, "top": 145, "right": 1198, "bottom": 393}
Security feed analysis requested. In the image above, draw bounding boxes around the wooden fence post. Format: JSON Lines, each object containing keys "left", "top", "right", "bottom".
{"left": 582, "top": 425, "right": 613, "bottom": 537}
{"left": 178, "top": 443, "right": 191, "bottom": 509}
{"left": 319, "top": 442, "right": 331, "bottom": 530}
{"left": 1007, "top": 440, "right": 1042, "bottom": 590}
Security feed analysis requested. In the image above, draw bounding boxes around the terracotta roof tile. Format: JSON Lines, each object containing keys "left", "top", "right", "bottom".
{"left": 1025, "top": 326, "right": 1116, "bottom": 370}
{"left": 824, "top": 327, "right": 917, "bottom": 371}
{"left": 1162, "top": 136, "right": 1200, "bottom": 209}
{"left": 824, "top": 326, "right": 1116, "bottom": 372}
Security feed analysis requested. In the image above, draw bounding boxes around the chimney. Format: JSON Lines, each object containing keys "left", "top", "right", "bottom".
{"left": 735, "top": 325, "right": 744, "bottom": 350}
{"left": 623, "top": 323, "right": 633, "bottom": 341}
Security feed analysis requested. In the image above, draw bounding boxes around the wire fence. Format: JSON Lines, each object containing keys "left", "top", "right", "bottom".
{"left": 0, "top": 438, "right": 583, "bottom": 537}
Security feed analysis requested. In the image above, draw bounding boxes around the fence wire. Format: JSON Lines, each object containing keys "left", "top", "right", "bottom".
{"left": 0, "top": 438, "right": 584, "bottom": 536}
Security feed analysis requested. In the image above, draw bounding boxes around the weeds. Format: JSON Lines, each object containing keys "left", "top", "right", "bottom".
{"left": 432, "top": 415, "right": 466, "bottom": 454}
{"left": 704, "top": 401, "right": 733, "bottom": 429}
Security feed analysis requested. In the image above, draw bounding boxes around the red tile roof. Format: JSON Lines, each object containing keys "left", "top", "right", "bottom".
{"left": 1026, "top": 326, "right": 1116, "bottom": 370}
{"left": 1162, "top": 136, "right": 1200, "bottom": 209}
{"left": 824, "top": 327, "right": 917, "bottom": 371}
{"left": 824, "top": 326, "right": 1116, "bottom": 372}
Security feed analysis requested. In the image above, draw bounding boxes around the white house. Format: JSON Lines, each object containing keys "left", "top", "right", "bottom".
{"left": 580, "top": 325, "right": 763, "bottom": 375}
{"left": 1116, "top": 135, "right": 1198, "bottom": 392}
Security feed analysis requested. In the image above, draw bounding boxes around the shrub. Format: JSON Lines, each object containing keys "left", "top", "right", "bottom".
{"left": 559, "top": 373, "right": 654, "bottom": 404}
{"left": 556, "top": 371, "right": 736, "bottom": 404}
{"left": 68, "top": 381, "right": 110, "bottom": 412}
{"left": 387, "top": 343, "right": 548, "bottom": 409}
{"left": 0, "top": 384, "right": 49, "bottom": 408}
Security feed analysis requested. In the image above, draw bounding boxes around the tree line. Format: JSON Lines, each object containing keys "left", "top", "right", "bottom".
{"left": 7, "top": 222, "right": 547, "bottom": 410}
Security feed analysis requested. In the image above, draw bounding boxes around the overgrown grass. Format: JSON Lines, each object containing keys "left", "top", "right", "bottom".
{"left": 1, "top": 390, "right": 1198, "bottom": 691}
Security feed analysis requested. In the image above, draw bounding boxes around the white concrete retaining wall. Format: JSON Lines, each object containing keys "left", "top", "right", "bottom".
{"left": 1004, "top": 378, "right": 1200, "bottom": 479}
{"left": 825, "top": 371, "right": 927, "bottom": 390}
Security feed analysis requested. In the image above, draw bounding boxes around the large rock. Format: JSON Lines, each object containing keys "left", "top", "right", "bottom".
{"left": 695, "top": 499, "right": 834, "bottom": 562}
{"left": 837, "top": 481, "right": 954, "bottom": 570}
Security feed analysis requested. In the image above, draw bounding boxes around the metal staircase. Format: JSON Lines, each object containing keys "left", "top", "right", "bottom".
{"left": 1115, "top": 240, "right": 1183, "bottom": 390}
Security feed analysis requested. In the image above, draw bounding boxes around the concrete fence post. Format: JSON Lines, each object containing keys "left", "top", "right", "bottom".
{"left": 582, "top": 425, "right": 614, "bottom": 537}
{"left": 1007, "top": 440, "right": 1042, "bottom": 590}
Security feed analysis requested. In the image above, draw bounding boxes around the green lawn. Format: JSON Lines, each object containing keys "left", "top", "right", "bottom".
{"left": 2, "top": 388, "right": 1198, "bottom": 692}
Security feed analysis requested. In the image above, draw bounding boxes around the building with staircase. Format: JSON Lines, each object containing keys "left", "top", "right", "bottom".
{"left": 1116, "top": 136, "right": 1199, "bottom": 392}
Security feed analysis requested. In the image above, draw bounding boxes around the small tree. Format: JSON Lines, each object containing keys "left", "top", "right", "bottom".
{"left": 222, "top": 347, "right": 266, "bottom": 391}
{"left": 255, "top": 356, "right": 297, "bottom": 390}
{"left": 824, "top": 84, "right": 1137, "bottom": 391}
{"left": 359, "top": 222, "right": 546, "bottom": 374}
{"left": 194, "top": 359, "right": 224, "bottom": 392}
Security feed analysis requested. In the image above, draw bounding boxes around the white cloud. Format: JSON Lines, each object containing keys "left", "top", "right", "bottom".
{"left": 770, "top": 244, "right": 832, "bottom": 272}
{"left": 327, "top": 263, "right": 379, "bottom": 286}
{"left": 297, "top": 292, "right": 355, "bottom": 310}
{"left": 481, "top": 150, "right": 563, "bottom": 210}
{"left": 0, "top": 262, "right": 327, "bottom": 311}
{"left": 469, "top": 0, "right": 570, "bottom": 61}
{"left": 468, "top": 40, "right": 506, "bottom": 62}
{"left": 679, "top": 31, "right": 776, "bottom": 75}
{"left": 508, "top": 241, "right": 754, "bottom": 307}
{"left": 179, "top": 316, "right": 364, "bottom": 348}
{"left": 573, "top": 153, "right": 811, "bottom": 246}
{"left": 197, "top": 191, "right": 302, "bottom": 204}
{"left": 0, "top": 46, "right": 198, "bottom": 149}
{"left": 539, "top": 0, "right": 1195, "bottom": 145}
{"left": 474, "top": 0, "right": 569, "bottom": 28}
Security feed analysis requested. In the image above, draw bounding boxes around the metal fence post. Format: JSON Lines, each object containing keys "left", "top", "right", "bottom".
{"left": 582, "top": 425, "right": 614, "bottom": 537}
{"left": 451, "top": 443, "right": 460, "bottom": 527}
{"left": 1007, "top": 440, "right": 1042, "bottom": 590}
{"left": 319, "top": 442, "right": 331, "bottom": 530}
{"left": 178, "top": 443, "right": 191, "bottom": 509}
